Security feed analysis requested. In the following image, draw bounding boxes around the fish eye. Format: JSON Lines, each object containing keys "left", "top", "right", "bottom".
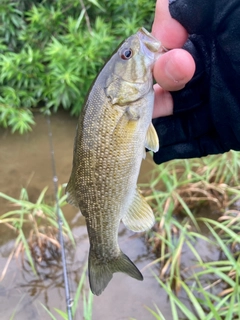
{"left": 120, "top": 48, "right": 133, "bottom": 60}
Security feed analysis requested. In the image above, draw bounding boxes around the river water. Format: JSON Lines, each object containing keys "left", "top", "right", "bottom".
{"left": 0, "top": 111, "right": 219, "bottom": 320}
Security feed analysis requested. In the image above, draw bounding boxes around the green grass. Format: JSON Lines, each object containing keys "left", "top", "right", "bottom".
{"left": 0, "top": 183, "right": 95, "bottom": 319}
{"left": 141, "top": 151, "right": 240, "bottom": 320}
{"left": 0, "top": 184, "right": 74, "bottom": 280}
{"left": 41, "top": 262, "right": 93, "bottom": 320}
{"left": 2, "top": 151, "right": 240, "bottom": 319}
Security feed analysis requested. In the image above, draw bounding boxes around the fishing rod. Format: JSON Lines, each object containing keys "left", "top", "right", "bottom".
{"left": 46, "top": 115, "right": 73, "bottom": 320}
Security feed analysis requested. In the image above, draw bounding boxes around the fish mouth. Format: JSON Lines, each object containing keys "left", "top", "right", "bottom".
{"left": 137, "top": 27, "right": 166, "bottom": 61}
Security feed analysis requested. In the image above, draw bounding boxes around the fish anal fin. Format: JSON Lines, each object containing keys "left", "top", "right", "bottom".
{"left": 122, "top": 189, "right": 155, "bottom": 232}
{"left": 145, "top": 122, "right": 159, "bottom": 152}
{"left": 89, "top": 249, "right": 143, "bottom": 296}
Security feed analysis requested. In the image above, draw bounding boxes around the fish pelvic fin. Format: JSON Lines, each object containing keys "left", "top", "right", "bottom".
{"left": 122, "top": 189, "right": 155, "bottom": 232}
{"left": 65, "top": 177, "right": 79, "bottom": 208}
{"left": 88, "top": 249, "right": 143, "bottom": 296}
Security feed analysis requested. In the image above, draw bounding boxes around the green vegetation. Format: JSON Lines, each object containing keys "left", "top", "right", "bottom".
{"left": 1, "top": 1, "right": 240, "bottom": 318}
{"left": 140, "top": 151, "right": 240, "bottom": 319}
{"left": 0, "top": 0, "right": 155, "bottom": 133}
{"left": 0, "top": 185, "right": 93, "bottom": 319}
{"left": 41, "top": 262, "right": 93, "bottom": 320}
{"left": 0, "top": 185, "right": 73, "bottom": 280}
{"left": 1, "top": 152, "right": 240, "bottom": 319}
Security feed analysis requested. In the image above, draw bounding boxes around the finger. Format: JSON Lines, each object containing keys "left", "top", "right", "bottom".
{"left": 153, "top": 48, "right": 195, "bottom": 91}
{"left": 153, "top": 84, "right": 173, "bottom": 118}
{"left": 152, "top": 0, "right": 188, "bottom": 48}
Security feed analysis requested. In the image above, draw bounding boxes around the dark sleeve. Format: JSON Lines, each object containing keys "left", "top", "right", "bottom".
{"left": 153, "top": 0, "right": 240, "bottom": 164}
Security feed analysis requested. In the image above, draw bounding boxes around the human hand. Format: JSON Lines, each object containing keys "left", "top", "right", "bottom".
{"left": 152, "top": 0, "right": 240, "bottom": 164}
{"left": 151, "top": 0, "right": 195, "bottom": 118}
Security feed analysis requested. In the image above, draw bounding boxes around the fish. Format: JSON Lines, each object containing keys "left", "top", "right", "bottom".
{"left": 66, "top": 27, "right": 163, "bottom": 296}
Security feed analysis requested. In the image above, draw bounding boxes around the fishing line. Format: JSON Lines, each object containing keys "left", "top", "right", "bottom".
{"left": 46, "top": 115, "right": 73, "bottom": 320}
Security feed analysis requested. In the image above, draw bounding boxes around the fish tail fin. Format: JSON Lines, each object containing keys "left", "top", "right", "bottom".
{"left": 88, "top": 249, "right": 143, "bottom": 296}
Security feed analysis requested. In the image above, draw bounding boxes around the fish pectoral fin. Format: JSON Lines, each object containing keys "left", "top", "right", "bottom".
{"left": 122, "top": 189, "right": 155, "bottom": 232}
{"left": 89, "top": 249, "right": 143, "bottom": 296}
{"left": 65, "top": 179, "right": 79, "bottom": 208}
{"left": 145, "top": 122, "right": 159, "bottom": 152}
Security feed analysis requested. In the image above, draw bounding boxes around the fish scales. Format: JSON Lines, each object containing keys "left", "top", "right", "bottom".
{"left": 66, "top": 28, "right": 163, "bottom": 295}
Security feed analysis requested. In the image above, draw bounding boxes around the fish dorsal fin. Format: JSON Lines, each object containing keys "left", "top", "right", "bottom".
{"left": 145, "top": 122, "right": 159, "bottom": 152}
{"left": 122, "top": 189, "right": 155, "bottom": 232}
{"left": 65, "top": 179, "right": 79, "bottom": 208}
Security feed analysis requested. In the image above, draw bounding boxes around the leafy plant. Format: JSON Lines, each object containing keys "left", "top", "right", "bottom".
{"left": 0, "top": 1, "right": 25, "bottom": 50}
{"left": 0, "top": 0, "right": 156, "bottom": 133}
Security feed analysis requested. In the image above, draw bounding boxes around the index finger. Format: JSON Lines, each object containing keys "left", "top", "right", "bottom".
{"left": 152, "top": 0, "right": 188, "bottom": 48}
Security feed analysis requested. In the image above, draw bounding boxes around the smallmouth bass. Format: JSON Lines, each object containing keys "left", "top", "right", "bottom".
{"left": 66, "top": 27, "right": 163, "bottom": 295}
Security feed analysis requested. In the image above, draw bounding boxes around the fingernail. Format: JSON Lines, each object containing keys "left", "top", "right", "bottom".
{"left": 165, "top": 59, "right": 185, "bottom": 83}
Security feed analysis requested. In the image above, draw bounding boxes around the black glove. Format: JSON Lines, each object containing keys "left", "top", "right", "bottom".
{"left": 153, "top": 0, "right": 240, "bottom": 164}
